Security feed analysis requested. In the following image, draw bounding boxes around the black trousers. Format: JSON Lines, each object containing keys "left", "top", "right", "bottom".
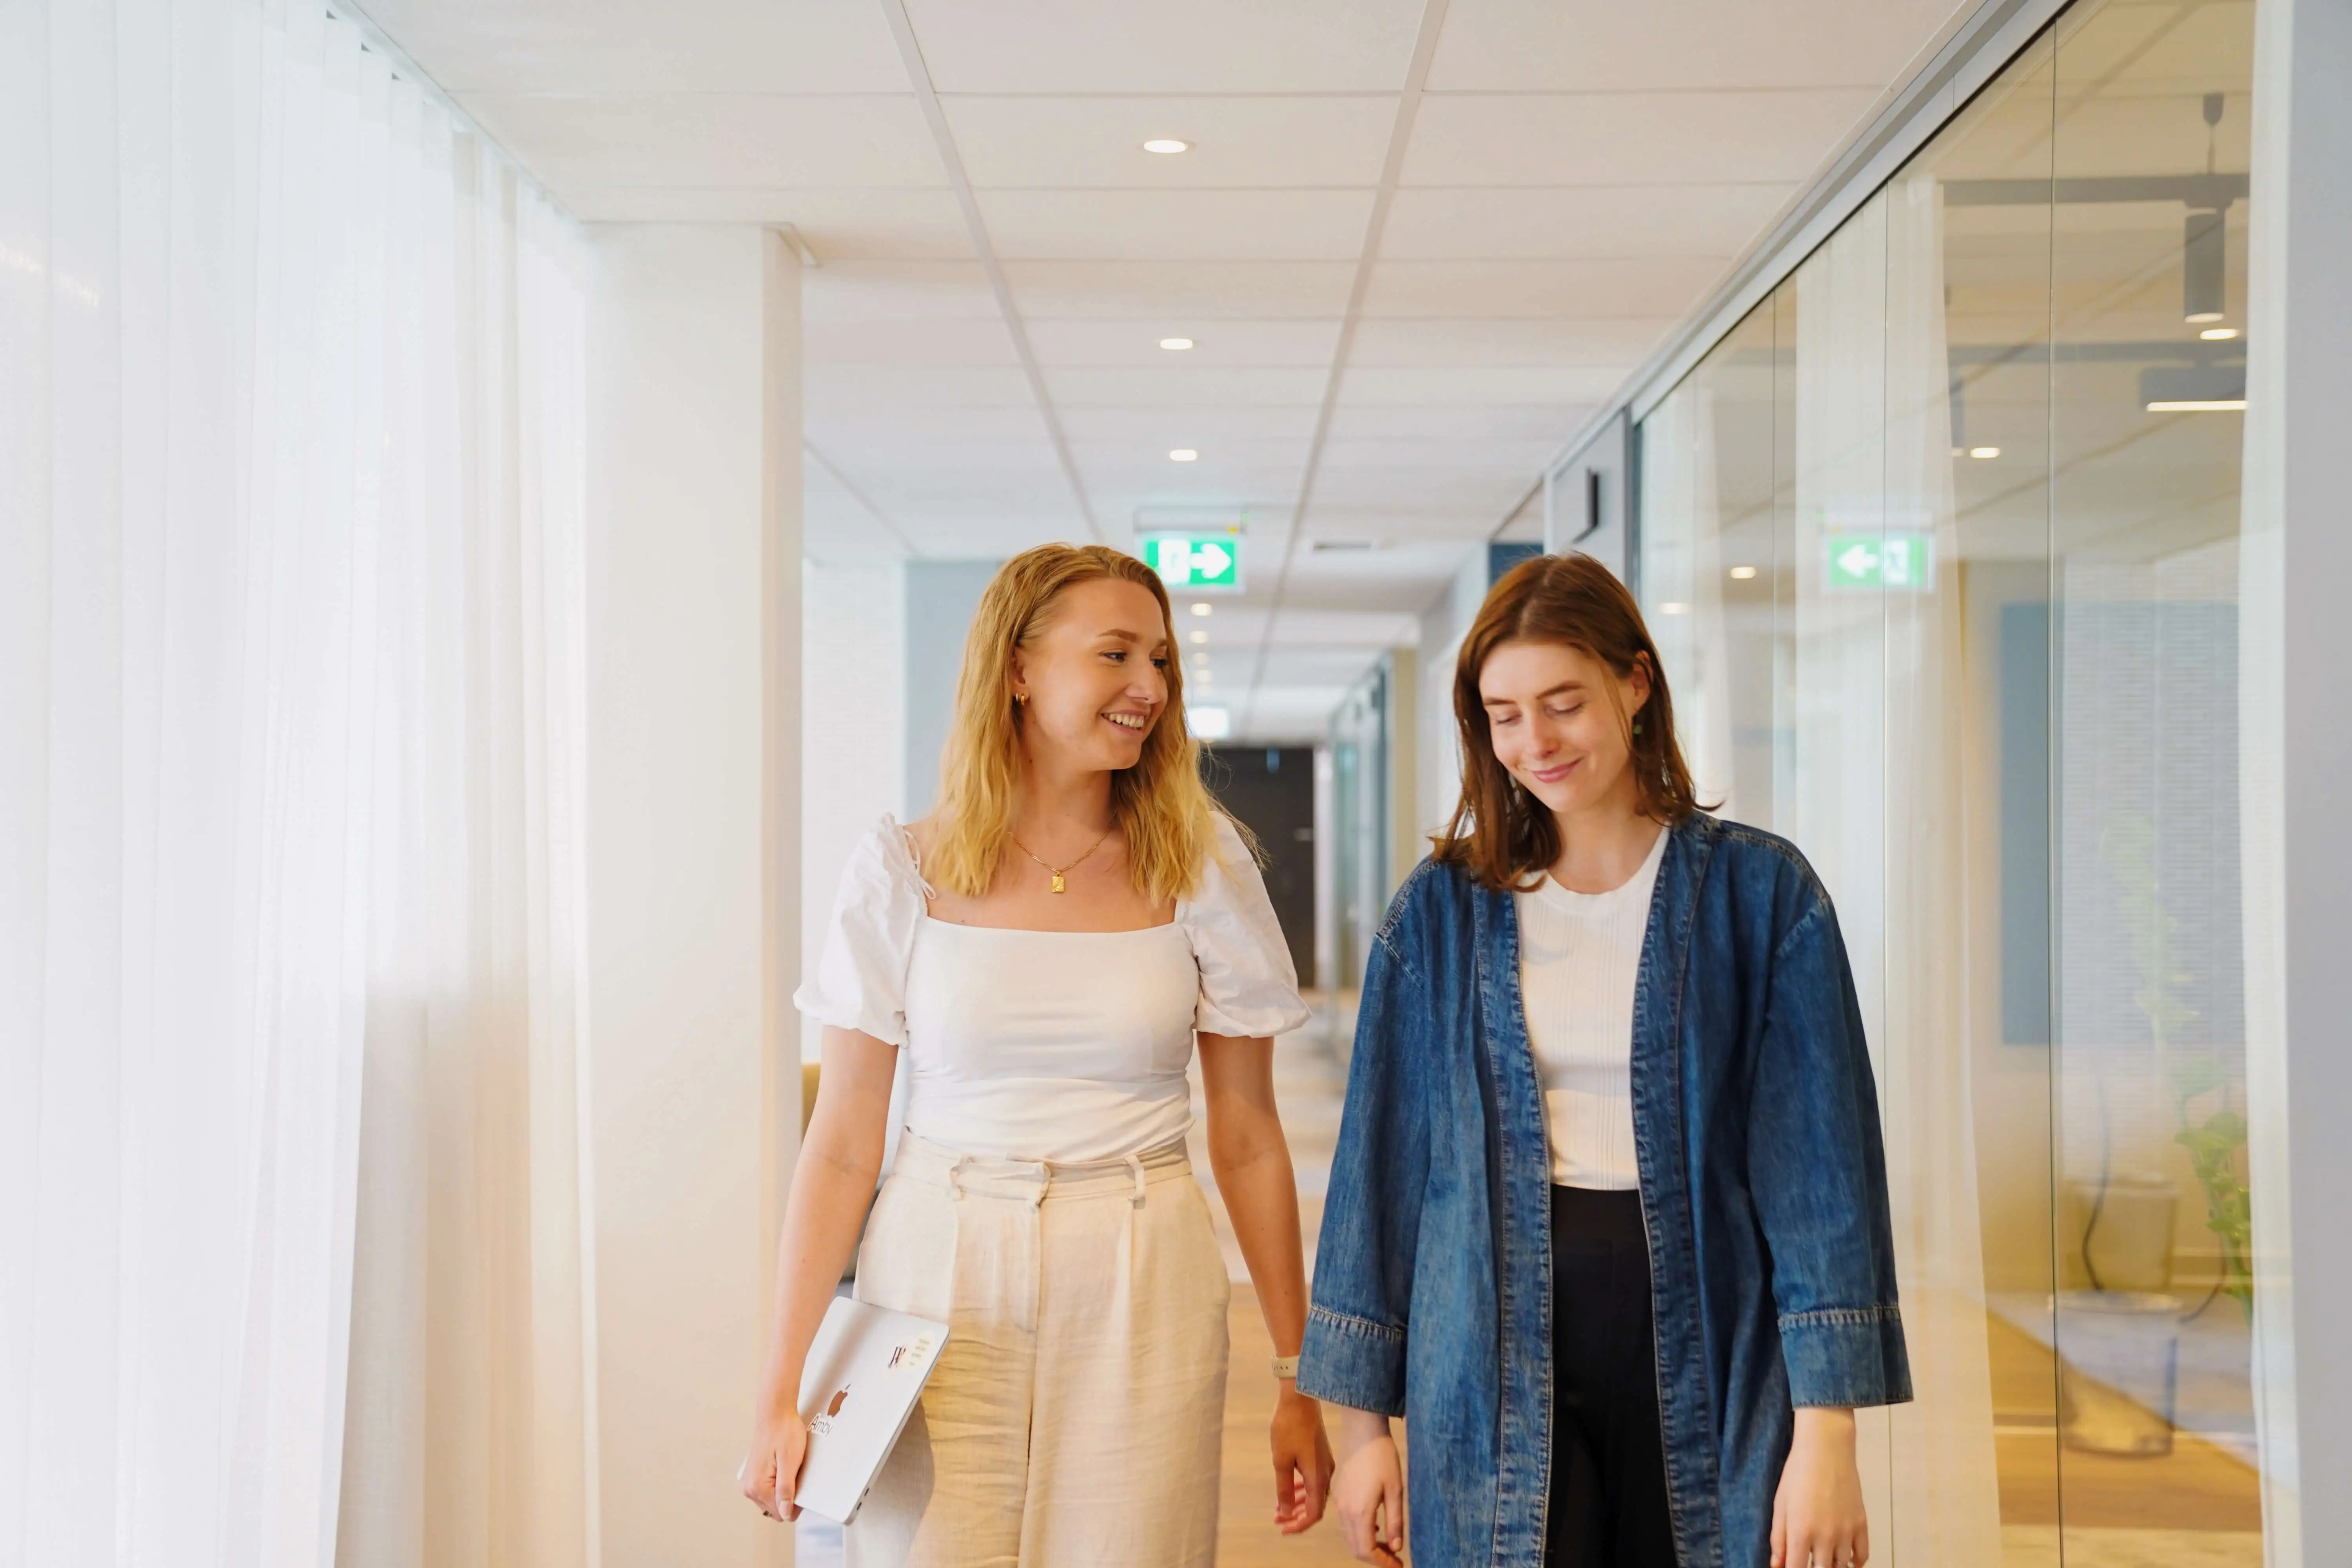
{"left": 1545, "top": 1184, "right": 1679, "bottom": 1568}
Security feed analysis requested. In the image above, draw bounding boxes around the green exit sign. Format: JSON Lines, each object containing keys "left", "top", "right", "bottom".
{"left": 1824, "top": 531, "right": 1935, "bottom": 592}
{"left": 1140, "top": 532, "right": 1244, "bottom": 593}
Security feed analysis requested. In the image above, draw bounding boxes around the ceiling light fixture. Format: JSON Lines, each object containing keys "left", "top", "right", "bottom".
{"left": 1160, "top": 337, "right": 1195, "bottom": 352}
{"left": 2142, "top": 365, "right": 2246, "bottom": 412}
{"left": 2183, "top": 94, "right": 2228, "bottom": 323}
{"left": 2200, "top": 326, "right": 2240, "bottom": 341}
{"left": 1659, "top": 602, "right": 1690, "bottom": 616}
{"left": 1168, "top": 448, "right": 1198, "bottom": 463}
{"left": 1189, "top": 630, "right": 1208, "bottom": 645}
{"left": 1142, "top": 138, "right": 1192, "bottom": 155}
{"left": 1189, "top": 602, "right": 1212, "bottom": 617}
{"left": 1969, "top": 446, "right": 2001, "bottom": 459}
{"left": 1729, "top": 566, "right": 1758, "bottom": 581}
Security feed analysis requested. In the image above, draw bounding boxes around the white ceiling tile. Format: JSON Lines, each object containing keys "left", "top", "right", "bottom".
{"left": 902, "top": 0, "right": 1425, "bottom": 93}
{"left": 1318, "top": 437, "right": 1561, "bottom": 471}
{"left": 1058, "top": 405, "right": 1323, "bottom": 443}
{"left": 1042, "top": 366, "right": 1332, "bottom": 407}
{"left": 807, "top": 406, "right": 1053, "bottom": 448}
{"left": 804, "top": 261, "right": 1000, "bottom": 323}
{"left": 1428, "top": 0, "right": 1968, "bottom": 92}
{"left": 1025, "top": 319, "right": 1343, "bottom": 368}
{"left": 1401, "top": 89, "right": 1887, "bottom": 187}
{"left": 804, "top": 316, "right": 1020, "bottom": 368}
{"left": 363, "top": 0, "right": 910, "bottom": 93}
{"left": 563, "top": 187, "right": 972, "bottom": 259}
{"left": 460, "top": 93, "right": 944, "bottom": 191}
{"left": 1339, "top": 366, "right": 1626, "bottom": 405}
{"left": 806, "top": 365, "right": 1040, "bottom": 407}
{"left": 1325, "top": 404, "right": 1581, "bottom": 442}
{"left": 1361, "top": 259, "right": 1726, "bottom": 318}
{"left": 1348, "top": 317, "right": 1674, "bottom": 368}
{"left": 942, "top": 96, "right": 1397, "bottom": 189}
{"left": 977, "top": 190, "right": 1376, "bottom": 261}
{"left": 1003, "top": 261, "right": 1358, "bottom": 318}
{"left": 1381, "top": 185, "right": 1794, "bottom": 260}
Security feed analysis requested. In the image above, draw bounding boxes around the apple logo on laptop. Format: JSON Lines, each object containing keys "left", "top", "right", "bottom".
{"left": 827, "top": 1386, "right": 850, "bottom": 1417}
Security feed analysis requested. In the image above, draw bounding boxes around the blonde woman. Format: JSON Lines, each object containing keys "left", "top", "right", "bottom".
{"left": 741, "top": 544, "right": 1334, "bottom": 1565}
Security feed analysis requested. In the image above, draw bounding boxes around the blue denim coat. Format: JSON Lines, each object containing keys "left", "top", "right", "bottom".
{"left": 1298, "top": 814, "right": 1910, "bottom": 1568}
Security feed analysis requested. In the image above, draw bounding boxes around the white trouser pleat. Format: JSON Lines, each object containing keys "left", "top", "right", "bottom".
{"left": 844, "top": 1134, "right": 1231, "bottom": 1568}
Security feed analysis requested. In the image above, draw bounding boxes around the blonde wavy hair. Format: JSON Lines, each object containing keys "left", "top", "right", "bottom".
{"left": 927, "top": 544, "right": 1242, "bottom": 902}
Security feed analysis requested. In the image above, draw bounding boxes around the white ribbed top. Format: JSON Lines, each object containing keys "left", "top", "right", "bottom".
{"left": 1513, "top": 826, "right": 1667, "bottom": 1190}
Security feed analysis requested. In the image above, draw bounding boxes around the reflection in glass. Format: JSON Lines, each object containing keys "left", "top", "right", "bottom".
{"left": 1633, "top": 0, "right": 2261, "bottom": 1559}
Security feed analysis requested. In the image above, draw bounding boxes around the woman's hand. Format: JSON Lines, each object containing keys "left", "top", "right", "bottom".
{"left": 737, "top": 1406, "right": 810, "bottom": 1523}
{"left": 1771, "top": 1407, "right": 1868, "bottom": 1568}
{"left": 1331, "top": 1408, "right": 1406, "bottom": 1566}
{"left": 1269, "top": 1384, "right": 1335, "bottom": 1533}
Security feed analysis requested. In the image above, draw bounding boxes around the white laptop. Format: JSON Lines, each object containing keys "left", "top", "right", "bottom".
{"left": 791, "top": 1295, "right": 950, "bottom": 1526}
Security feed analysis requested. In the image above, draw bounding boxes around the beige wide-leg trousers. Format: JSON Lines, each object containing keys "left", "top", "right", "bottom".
{"left": 843, "top": 1132, "right": 1231, "bottom": 1568}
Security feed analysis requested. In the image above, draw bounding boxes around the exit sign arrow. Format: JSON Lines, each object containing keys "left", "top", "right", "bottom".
{"left": 1140, "top": 531, "right": 1244, "bottom": 592}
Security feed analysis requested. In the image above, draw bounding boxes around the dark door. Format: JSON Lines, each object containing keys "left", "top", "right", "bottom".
{"left": 1201, "top": 746, "right": 1316, "bottom": 985}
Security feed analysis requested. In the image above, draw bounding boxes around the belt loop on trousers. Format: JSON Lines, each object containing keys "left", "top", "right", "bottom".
{"left": 947, "top": 1155, "right": 971, "bottom": 1201}
{"left": 1030, "top": 1163, "right": 1053, "bottom": 1210}
{"left": 1124, "top": 1153, "right": 1147, "bottom": 1207}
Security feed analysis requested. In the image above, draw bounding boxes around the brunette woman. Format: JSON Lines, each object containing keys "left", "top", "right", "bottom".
{"left": 741, "top": 543, "right": 1334, "bottom": 1565}
{"left": 1301, "top": 553, "right": 1908, "bottom": 1568}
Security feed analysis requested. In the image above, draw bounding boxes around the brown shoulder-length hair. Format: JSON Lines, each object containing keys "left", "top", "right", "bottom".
{"left": 1433, "top": 552, "right": 1706, "bottom": 891}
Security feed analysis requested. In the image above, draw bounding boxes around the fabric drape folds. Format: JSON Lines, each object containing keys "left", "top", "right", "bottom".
{"left": 1, "top": 4, "right": 595, "bottom": 1566}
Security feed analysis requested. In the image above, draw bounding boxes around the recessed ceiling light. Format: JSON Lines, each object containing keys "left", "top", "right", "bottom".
{"left": 1142, "top": 138, "right": 1192, "bottom": 155}
{"left": 1160, "top": 337, "right": 1195, "bottom": 352}
{"left": 1168, "top": 448, "right": 1198, "bottom": 462}
{"left": 2200, "top": 326, "right": 2241, "bottom": 341}
{"left": 1189, "top": 602, "right": 1212, "bottom": 617}
{"left": 1189, "top": 629, "right": 1208, "bottom": 644}
{"left": 1729, "top": 565, "right": 1758, "bottom": 580}
{"left": 1969, "top": 446, "right": 2001, "bottom": 459}
{"left": 2185, "top": 310, "right": 2225, "bottom": 325}
{"left": 2147, "top": 399, "right": 2247, "bottom": 412}
{"left": 1659, "top": 602, "right": 1690, "bottom": 616}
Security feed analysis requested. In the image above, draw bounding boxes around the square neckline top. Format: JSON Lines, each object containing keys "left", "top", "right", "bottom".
{"left": 795, "top": 813, "right": 1310, "bottom": 1160}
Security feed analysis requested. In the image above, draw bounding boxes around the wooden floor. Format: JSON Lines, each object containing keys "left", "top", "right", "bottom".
{"left": 1218, "top": 1283, "right": 1363, "bottom": 1568}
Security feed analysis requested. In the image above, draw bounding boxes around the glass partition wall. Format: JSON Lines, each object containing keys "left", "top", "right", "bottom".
{"left": 1635, "top": 0, "right": 2261, "bottom": 1561}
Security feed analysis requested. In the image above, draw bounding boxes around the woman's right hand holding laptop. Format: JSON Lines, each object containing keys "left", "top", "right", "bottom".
{"left": 741, "top": 1025, "right": 900, "bottom": 1524}
{"left": 739, "top": 1403, "right": 811, "bottom": 1521}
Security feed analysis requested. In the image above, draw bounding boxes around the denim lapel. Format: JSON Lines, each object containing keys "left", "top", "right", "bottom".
{"left": 1472, "top": 878, "right": 1552, "bottom": 1565}
{"left": 1631, "top": 816, "right": 1726, "bottom": 1568}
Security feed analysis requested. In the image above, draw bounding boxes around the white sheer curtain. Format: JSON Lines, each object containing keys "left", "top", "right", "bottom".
{"left": 1, "top": 4, "right": 593, "bottom": 1566}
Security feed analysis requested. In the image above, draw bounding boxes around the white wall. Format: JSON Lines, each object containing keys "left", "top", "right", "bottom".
{"left": 902, "top": 560, "right": 1001, "bottom": 818}
{"left": 584, "top": 224, "right": 800, "bottom": 1568}
{"left": 802, "top": 561, "right": 905, "bottom": 1061}
{"left": 1416, "top": 548, "right": 1490, "bottom": 844}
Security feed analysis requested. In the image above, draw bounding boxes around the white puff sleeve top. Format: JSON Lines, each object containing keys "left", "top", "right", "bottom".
{"left": 794, "top": 813, "right": 1311, "bottom": 1161}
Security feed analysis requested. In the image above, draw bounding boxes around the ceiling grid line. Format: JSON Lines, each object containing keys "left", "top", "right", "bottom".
{"left": 805, "top": 440, "right": 919, "bottom": 557}
{"left": 1239, "top": 0, "right": 1454, "bottom": 734}
{"left": 875, "top": 0, "right": 1105, "bottom": 543}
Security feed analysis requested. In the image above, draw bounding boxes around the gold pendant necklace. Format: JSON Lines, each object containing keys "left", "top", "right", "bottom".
{"left": 1009, "top": 827, "right": 1113, "bottom": 893}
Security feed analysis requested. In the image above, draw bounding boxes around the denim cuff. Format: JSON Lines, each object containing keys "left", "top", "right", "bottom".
{"left": 1779, "top": 1306, "right": 1915, "bottom": 1408}
{"left": 1297, "top": 1306, "right": 1408, "bottom": 1417}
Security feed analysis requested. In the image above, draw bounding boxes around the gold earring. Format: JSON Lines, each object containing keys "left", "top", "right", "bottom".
{"left": 1015, "top": 692, "right": 1028, "bottom": 705}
